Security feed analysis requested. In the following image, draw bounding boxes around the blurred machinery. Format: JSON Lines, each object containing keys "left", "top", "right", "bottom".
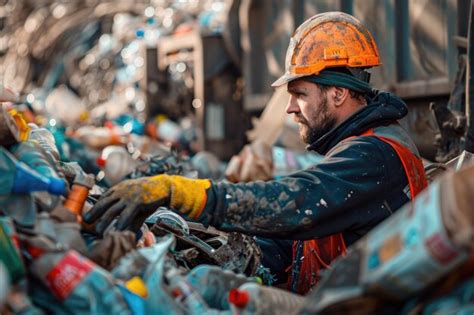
{"left": 143, "top": 0, "right": 474, "bottom": 161}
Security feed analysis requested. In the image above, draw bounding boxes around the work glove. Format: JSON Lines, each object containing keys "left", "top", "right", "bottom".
{"left": 83, "top": 174, "right": 211, "bottom": 235}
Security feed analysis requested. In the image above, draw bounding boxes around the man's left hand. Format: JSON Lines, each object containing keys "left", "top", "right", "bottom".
{"left": 83, "top": 175, "right": 211, "bottom": 235}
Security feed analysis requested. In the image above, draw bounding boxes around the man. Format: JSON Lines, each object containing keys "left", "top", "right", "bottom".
{"left": 84, "top": 12, "right": 427, "bottom": 294}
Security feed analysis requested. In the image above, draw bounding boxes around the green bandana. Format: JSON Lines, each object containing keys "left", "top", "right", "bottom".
{"left": 302, "top": 70, "right": 373, "bottom": 94}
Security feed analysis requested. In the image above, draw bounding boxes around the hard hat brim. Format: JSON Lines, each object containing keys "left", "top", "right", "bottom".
{"left": 271, "top": 73, "right": 307, "bottom": 87}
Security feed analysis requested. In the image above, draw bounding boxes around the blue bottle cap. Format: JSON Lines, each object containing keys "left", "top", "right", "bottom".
{"left": 48, "top": 178, "right": 67, "bottom": 196}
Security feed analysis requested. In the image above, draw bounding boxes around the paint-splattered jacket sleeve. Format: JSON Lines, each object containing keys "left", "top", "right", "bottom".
{"left": 200, "top": 137, "right": 408, "bottom": 240}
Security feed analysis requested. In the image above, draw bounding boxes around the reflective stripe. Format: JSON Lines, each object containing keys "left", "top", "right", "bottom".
{"left": 289, "top": 128, "right": 428, "bottom": 294}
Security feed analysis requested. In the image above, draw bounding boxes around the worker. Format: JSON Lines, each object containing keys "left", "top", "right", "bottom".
{"left": 84, "top": 12, "right": 427, "bottom": 294}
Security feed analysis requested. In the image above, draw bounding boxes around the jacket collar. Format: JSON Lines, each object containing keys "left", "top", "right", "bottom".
{"left": 307, "top": 91, "right": 408, "bottom": 155}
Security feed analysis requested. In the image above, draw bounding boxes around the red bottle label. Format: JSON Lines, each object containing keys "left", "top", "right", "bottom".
{"left": 425, "top": 233, "right": 460, "bottom": 265}
{"left": 46, "top": 251, "right": 94, "bottom": 301}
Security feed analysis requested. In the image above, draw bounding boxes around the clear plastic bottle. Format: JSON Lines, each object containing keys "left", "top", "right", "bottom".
{"left": 28, "top": 123, "right": 60, "bottom": 161}
{"left": 166, "top": 267, "right": 220, "bottom": 315}
{"left": 229, "top": 282, "right": 305, "bottom": 315}
{"left": 186, "top": 264, "right": 253, "bottom": 310}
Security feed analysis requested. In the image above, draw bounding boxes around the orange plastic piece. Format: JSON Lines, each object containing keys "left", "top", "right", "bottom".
{"left": 272, "top": 12, "right": 381, "bottom": 87}
{"left": 64, "top": 185, "right": 89, "bottom": 223}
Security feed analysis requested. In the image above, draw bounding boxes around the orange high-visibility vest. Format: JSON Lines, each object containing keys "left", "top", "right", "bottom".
{"left": 289, "top": 128, "right": 428, "bottom": 294}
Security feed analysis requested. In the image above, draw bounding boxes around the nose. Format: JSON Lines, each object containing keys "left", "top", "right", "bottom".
{"left": 286, "top": 95, "right": 300, "bottom": 114}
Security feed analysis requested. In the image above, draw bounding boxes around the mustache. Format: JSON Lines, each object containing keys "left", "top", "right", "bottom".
{"left": 293, "top": 114, "right": 308, "bottom": 124}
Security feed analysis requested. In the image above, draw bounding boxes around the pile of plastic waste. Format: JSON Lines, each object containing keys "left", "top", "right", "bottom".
{"left": 0, "top": 98, "right": 282, "bottom": 314}
{"left": 5, "top": 91, "right": 474, "bottom": 315}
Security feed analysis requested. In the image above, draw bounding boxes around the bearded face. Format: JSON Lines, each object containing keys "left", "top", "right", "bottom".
{"left": 293, "top": 91, "right": 338, "bottom": 144}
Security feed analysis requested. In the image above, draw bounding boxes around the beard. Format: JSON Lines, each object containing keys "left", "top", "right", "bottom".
{"left": 296, "top": 96, "right": 338, "bottom": 144}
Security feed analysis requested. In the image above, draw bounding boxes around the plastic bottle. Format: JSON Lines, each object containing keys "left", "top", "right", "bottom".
{"left": 228, "top": 282, "right": 305, "bottom": 315}
{"left": 28, "top": 123, "right": 61, "bottom": 161}
{"left": 98, "top": 145, "right": 138, "bottom": 186}
{"left": 0, "top": 217, "right": 25, "bottom": 283}
{"left": 146, "top": 115, "right": 182, "bottom": 144}
{"left": 34, "top": 211, "right": 88, "bottom": 257}
{"left": 63, "top": 169, "right": 95, "bottom": 223}
{"left": 73, "top": 125, "right": 129, "bottom": 149}
{"left": 29, "top": 249, "right": 131, "bottom": 314}
{"left": 0, "top": 147, "right": 65, "bottom": 195}
{"left": 11, "top": 140, "right": 66, "bottom": 189}
{"left": 166, "top": 267, "right": 216, "bottom": 315}
{"left": 186, "top": 264, "right": 253, "bottom": 310}
{"left": 11, "top": 140, "right": 66, "bottom": 211}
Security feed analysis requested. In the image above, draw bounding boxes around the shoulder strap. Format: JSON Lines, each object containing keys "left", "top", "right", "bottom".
{"left": 355, "top": 128, "right": 427, "bottom": 198}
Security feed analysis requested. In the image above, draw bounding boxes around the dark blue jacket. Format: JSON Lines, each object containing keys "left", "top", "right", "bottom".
{"left": 201, "top": 92, "right": 419, "bottom": 281}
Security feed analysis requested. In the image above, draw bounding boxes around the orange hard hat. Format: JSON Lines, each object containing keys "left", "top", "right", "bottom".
{"left": 272, "top": 12, "right": 381, "bottom": 87}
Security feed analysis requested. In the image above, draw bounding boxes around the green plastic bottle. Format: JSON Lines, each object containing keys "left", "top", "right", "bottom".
{"left": 0, "top": 217, "right": 25, "bottom": 283}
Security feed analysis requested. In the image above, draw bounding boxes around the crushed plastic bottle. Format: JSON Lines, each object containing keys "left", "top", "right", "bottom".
{"left": 28, "top": 123, "right": 61, "bottom": 162}
{"left": 112, "top": 235, "right": 182, "bottom": 314}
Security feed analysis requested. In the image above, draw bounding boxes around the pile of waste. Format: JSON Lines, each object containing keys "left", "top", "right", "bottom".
{"left": 0, "top": 97, "right": 279, "bottom": 314}
{"left": 4, "top": 91, "right": 474, "bottom": 315}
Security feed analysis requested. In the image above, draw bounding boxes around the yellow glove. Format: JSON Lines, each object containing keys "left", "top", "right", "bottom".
{"left": 83, "top": 174, "right": 211, "bottom": 235}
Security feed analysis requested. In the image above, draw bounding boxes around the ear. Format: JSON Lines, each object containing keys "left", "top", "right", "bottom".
{"left": 332, "top": 87, "right": 350, "bottom": 107}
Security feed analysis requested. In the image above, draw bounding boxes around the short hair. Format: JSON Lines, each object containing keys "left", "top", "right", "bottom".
{"left": 316, "top": 83, "right": 366, "bottom": 103}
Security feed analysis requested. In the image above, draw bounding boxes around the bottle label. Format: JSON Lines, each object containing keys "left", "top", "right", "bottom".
{"left": 46, "top": 251, "right": 94, "bottom": 301}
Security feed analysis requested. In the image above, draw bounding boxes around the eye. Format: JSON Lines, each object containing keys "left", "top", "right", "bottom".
{"left": 289, "top": 90, "right": 305, "bottom": 97}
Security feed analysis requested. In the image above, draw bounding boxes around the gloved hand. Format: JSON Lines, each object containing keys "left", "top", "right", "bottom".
{"left": 83, "top": 174, "right": 211, "bottom": 235}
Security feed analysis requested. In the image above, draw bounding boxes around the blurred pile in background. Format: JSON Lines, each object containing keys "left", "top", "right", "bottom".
{"left": 1, "top": 0, "right": 222, "bottom": 167}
